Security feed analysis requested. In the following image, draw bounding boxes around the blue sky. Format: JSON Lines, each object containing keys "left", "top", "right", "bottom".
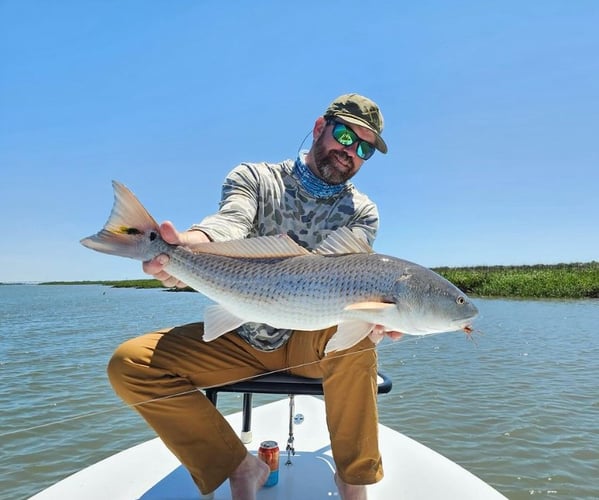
{"left": 1, "top": 1, "right": 598, "bottom": 282}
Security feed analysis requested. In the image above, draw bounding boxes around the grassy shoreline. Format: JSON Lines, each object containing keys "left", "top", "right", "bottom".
{"left": 21, "top": 261, "right": 599, "bottom": 299}
{"left": 435, "top": 261, "right": 599, "bottom": 299}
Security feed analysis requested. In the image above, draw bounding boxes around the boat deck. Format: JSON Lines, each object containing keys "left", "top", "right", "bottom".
{"left": 30, "top": 396, "right": 507, "bottom": 499}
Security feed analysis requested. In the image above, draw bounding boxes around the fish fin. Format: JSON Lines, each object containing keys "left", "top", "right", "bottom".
{"left": 80, "top": 181, "right": 160, "bottom": 260}
{"left": 344, "top": 302, "right": 396, "bottom": 312}
{"left": 324, "top": 320, "right": 374, "bottom": 354}
{"left": 202, "top": 304, "right": 246, "bottom": 342}
{"left": 192, "top": 235, "right": 311, "bottom": 259}
{"left": 315, "top": 227, "right": 373, "bottom": 256}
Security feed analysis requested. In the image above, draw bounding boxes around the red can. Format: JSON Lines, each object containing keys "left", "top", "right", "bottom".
{"left": 258, "top": 440, "right": 279, "bottom": 487}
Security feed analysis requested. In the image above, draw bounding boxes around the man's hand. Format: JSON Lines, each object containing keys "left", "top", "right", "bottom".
{"left": 142, "top": 221, "right": 210, "bottom": 288}
{"left": 369, "top": 325, "right": 403, "bottom": 345}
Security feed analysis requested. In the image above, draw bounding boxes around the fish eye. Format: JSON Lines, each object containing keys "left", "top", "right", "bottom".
{"left": 456, "top": 296, "right": 466, "bottom": 305}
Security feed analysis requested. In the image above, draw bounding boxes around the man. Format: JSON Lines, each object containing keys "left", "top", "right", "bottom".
{"left": 108, "top": 93, "right": 397, "bottom": 500}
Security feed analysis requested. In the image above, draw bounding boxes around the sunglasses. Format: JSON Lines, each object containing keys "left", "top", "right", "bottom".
{"left": 329, "top": 120, "right": 376, "bottom": 160}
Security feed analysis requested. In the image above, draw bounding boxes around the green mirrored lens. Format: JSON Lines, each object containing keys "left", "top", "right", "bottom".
{"left": 357, "top": 142, "right": 374, "bottom": 160}
{"left": 333, "top": 124, "right": 357, "bottom": 146}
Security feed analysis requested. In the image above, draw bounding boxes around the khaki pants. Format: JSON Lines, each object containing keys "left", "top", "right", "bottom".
{"left": 107, "top": 323, "right": 383, "bottom": 494}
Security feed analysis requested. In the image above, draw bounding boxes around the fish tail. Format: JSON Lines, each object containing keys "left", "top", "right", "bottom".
{"left": 80, "top": 181, "right": 160, "bottom": 260}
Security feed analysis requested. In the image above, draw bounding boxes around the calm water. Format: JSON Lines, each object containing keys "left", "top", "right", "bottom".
{"left": 1, "top": 285, "right": 598, "bottom": 499}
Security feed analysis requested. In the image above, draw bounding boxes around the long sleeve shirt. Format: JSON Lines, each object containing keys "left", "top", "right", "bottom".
{"left": 191, "top": 157, "right": 379, "bottom": 350}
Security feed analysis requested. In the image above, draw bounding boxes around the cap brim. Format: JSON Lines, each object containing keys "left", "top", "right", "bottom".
{"left": 333, "top": 113, "right": 388, "bottom": 154}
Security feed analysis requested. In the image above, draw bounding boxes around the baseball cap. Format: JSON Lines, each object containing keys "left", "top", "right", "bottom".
{"left": 324, "top": 93, "right": 388, "bottom": 154}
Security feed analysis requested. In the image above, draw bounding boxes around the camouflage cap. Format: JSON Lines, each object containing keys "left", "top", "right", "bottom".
{"left": 324, "top": 93, "right": 388, "bottom": 154}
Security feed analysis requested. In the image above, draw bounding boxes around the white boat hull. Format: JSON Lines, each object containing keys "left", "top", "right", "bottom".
{"left": 30, "top": 396, "right": 506, "bottom": 499}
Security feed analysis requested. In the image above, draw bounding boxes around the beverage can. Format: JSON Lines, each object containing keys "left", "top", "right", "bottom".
{"left": 258, "top": 440, "right": 279, "bottom": 487}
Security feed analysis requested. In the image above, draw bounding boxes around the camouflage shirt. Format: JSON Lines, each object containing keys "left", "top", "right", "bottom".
{"left": 191, "top": 155, "right": 379, "bottom": 351}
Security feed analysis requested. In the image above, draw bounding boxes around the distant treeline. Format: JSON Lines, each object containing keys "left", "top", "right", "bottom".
{"left": 37, "top": 261, "right": 599, "bottom": 299}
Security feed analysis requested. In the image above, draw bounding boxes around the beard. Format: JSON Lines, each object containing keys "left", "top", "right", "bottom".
{"left": 312, "top": 135, "right": 357, "bottom": 185}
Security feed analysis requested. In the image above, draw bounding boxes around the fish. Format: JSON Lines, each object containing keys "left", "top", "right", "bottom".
{"left": 81, "top": 181, "right": 478, "bottom": 353}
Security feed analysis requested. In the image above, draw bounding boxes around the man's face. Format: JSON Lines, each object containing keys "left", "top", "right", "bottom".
{"left": 311, "top": 119, "right": 377, "bottom": 185}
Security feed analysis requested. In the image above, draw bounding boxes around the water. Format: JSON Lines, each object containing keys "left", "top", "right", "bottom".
{"left": 1, "top": 286, "right": 598, "bottom": 499}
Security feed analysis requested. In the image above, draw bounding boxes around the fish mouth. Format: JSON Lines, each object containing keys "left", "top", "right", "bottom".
{"left": 451, "top": 316, "right": 477, "bottom": 331}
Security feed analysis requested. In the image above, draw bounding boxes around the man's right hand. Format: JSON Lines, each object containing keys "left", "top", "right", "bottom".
{"left": 142, "top": 221, "right": 211, "bottom": 288}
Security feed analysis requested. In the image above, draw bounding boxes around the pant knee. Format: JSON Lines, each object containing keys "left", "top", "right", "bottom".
{"left": 106, "top": 342, "right": 127, "bottom": 386}
{"left": 106, "top": 337, "right": 151, "bottom": 400}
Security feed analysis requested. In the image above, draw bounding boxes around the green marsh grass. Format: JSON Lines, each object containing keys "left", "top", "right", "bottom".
{"left": 434, "top": 262, "right": 599, "bottom": 299}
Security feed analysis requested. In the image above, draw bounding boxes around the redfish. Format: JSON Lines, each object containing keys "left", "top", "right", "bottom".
{"left": 81, "top": 182, "right": 478, "bottom": 353}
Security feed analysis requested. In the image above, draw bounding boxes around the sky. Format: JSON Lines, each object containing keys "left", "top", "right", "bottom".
{"left": 1, "top": 0, "right": 598, "bottom": 282}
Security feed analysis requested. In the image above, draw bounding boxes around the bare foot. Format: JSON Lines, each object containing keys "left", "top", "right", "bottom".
{"left": 335, "top": 473, "right": 367, "bottom": 500}
{"left": 229, "top": 452, "right": 270, "bottom": 500}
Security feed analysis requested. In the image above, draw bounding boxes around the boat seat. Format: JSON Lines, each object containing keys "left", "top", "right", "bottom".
{"left": 205, "top": 372, "right": 392, "bottom": 444}
{"left": 205, "top": 371, "right": 392, "bottom": 401}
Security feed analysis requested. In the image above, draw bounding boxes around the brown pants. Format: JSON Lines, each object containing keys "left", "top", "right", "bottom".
{"left": 107, "top": 323, "right": 383, "bottom": 494}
